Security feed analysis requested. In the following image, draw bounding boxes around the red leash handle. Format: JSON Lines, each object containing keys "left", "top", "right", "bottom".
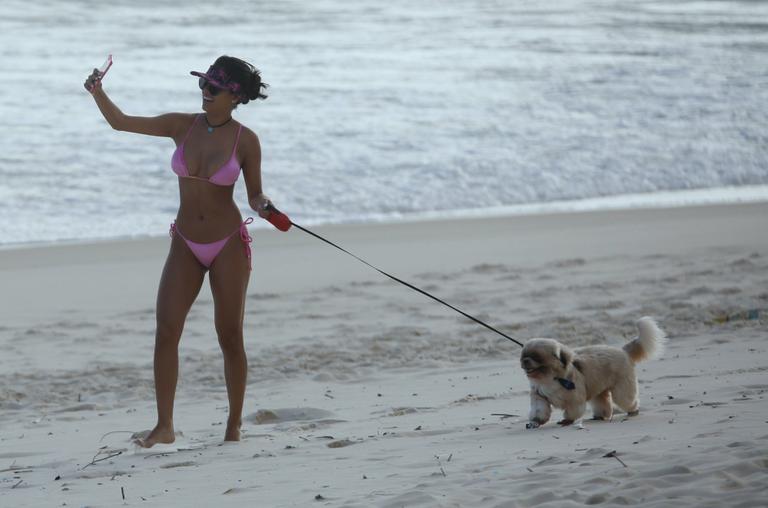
{"left": 263, "top": 203, "right": 292, "bottom": 232}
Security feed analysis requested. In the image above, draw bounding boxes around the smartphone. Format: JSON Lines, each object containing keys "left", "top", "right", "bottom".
{"left": 97, "top": 54, "right": 113, "bottom": 80}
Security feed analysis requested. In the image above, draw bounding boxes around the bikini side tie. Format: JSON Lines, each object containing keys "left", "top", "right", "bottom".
{"left": 240, "top": 217, "right": 254, "bottom": 271}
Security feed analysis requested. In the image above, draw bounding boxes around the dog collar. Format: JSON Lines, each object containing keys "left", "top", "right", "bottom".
{"left": 555, "top": 377, "right": 575, "bottom": 390}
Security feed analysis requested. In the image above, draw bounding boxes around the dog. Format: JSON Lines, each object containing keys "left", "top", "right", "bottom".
{"left": 520, "top": 317, "right": 666, "bottom": 428}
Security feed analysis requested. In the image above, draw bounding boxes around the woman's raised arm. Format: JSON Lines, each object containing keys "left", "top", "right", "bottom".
{"left": 85, "top": 68, "right": 187, "bottom": 138}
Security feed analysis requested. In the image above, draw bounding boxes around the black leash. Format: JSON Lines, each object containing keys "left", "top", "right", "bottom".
{"left": 288, "top": 220, "right": 524, "bottom": 347}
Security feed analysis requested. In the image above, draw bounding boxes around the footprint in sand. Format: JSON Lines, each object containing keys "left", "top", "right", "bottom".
{"left": 53, "top": 403, "right": 99, "bottom": 413}
{"left": 246, "top": 407, "right": 338, "bottom": 425}
{"left": 159, "top": 461, "right": 197, "bottom": 469}
{"left": 0, "top": 451, "right": 46, "bottom": 459}
{"left": 468, "top": 263, "right": 511, "bottom": 274}
{"left": 327, "top": 438, "right": 358, "bottom": 448}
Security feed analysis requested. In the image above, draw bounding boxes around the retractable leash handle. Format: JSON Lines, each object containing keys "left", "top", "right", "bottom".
{"left": 260, "top": 203, "right": 523, "bottom": 347}
{"left": 263, "top": 203, "right": 292, "bottom": 231}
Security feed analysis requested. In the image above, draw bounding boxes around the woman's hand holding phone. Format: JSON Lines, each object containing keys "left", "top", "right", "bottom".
{"left": 84, "top": 54, "right": 112, "bottom": 94}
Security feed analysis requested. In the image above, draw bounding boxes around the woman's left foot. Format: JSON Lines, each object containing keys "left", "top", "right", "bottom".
{"left": 224, "top": 420, "right": 241, "bottom": 441}
{"left": 133, "top": 424, "right": 176, "bottom": 448}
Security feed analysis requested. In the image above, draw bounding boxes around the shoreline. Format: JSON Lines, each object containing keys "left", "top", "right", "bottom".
{"left": 2, "top": 184, "right": 767, "bottom": 251}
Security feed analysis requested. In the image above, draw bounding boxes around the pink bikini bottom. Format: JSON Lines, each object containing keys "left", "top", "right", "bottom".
{"left": 169, "top": 217, "right": 254, "bottom": 270}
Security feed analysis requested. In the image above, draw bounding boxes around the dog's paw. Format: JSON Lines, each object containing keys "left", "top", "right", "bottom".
{"left": 525, "top": 421, "right": 541, "bottom": 429}
{"left": 627, "top": 410, "right": 639, "bottom": 417}
{"left": 557, "top": 419, "right": 574, "bottom": 426}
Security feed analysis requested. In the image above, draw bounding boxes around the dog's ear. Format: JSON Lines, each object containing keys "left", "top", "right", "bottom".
{"left": 557, "top": 347, "right": 573, "bottom": 367}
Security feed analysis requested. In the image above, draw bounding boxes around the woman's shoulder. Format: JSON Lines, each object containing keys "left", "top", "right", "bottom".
{"left": 174, "top": 112, "right": 200, "bottom": 124}
{"left": 154, "top": 113, "right": 197, "bottom": 141}
{"left": 237, "top": 123, "right": 261, "bottom": 145}
{"left": 160, "top": 112, "right": 199, "bottom": 133}
{"left": 158, "top": 112, "right": 198, "bottom": 122}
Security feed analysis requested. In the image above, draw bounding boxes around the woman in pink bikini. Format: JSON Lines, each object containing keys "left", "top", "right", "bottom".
{"left": 84, "top": 55, "right": 274, "bottom": 447}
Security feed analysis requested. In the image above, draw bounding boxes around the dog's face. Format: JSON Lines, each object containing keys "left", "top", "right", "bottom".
{"left": 520, "top": 338, "right": 573, "bottom": 381}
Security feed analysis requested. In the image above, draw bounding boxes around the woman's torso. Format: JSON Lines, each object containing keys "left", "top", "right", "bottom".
{"left": 171, "top": 114, "right": 244, "bottom": 241}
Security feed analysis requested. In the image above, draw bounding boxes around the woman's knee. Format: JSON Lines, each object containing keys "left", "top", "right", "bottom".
{"left": 155, "top": 318, "right": 184, "bottom": 347}
{"left": 217, "top": 329, "right": 245, "bottom": 355}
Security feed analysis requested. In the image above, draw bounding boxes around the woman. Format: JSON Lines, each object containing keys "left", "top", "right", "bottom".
{"left": 84, "top": 55, "right": 275, "bottom": 448}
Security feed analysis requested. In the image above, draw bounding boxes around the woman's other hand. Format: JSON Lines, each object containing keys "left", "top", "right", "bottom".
{"left": 251, "top": 194, "right": 273, "bottom": 219}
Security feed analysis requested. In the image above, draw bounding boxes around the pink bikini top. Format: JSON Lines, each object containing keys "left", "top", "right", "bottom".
{"left": 171, "top": 114, "right": 243, "bottom": 186}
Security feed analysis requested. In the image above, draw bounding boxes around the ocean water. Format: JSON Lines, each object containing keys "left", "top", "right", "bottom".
{"left": 1, "top": 0, "right": 767, "bottom": 246}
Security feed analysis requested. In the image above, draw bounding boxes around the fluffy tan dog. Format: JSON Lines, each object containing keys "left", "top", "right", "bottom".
{"left": 520, "top": 317, "right": 666, "bottom": 428}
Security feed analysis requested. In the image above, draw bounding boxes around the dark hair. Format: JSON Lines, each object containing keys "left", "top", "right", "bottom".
{"left": 213, "top": 55, "right": 269, "bottom": 105}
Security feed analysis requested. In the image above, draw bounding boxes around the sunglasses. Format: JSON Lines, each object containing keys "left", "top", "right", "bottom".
{"left": 198, "top": 77, "right": 225, "bottom": 96}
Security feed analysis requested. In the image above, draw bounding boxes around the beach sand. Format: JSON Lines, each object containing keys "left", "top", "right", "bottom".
{"left": 1, "top": 202, "right": 767, "bottom": 507}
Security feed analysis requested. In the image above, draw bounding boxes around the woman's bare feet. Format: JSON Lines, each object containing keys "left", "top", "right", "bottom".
{"left": 224, "top": 419, "right": 241, "bottom": 442}
{"left": 133, "top": 424, "right": 176, "bottom": 448}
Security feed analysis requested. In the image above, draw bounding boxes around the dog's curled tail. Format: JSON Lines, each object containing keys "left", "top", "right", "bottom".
{"left": 623, "top": 316, "right": 667, "bottom": 364}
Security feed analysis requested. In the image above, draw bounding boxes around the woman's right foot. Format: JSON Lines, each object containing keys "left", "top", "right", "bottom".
{"left": 133, "top": 424, "right": 176, "bottom": 448}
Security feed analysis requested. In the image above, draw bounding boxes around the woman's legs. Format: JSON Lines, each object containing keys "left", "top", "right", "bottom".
{"left": 209, "top": 230, "right": 251, "bottom": 441}
{"left": 137, "top": 233, "right": 206, "bottom": 448}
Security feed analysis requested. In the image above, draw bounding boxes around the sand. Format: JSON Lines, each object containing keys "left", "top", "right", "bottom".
{"left": 1, "top": 202, "right": 767, "bottom": 507}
